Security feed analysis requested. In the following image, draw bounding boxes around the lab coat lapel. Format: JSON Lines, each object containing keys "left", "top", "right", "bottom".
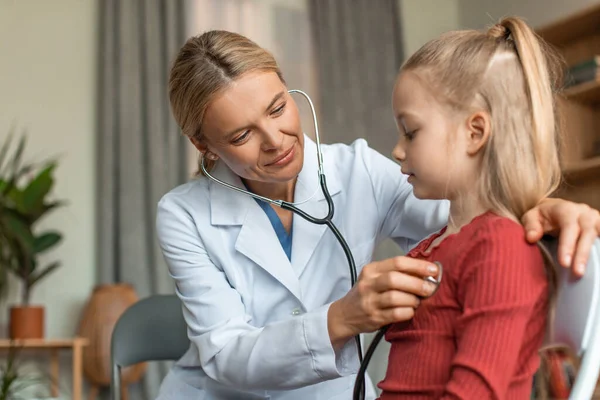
{"left": 209, "top": 162, "right": 303, "bottom": 301}
{"left": 290, "top": 137, "right": 341, "bottom": 277}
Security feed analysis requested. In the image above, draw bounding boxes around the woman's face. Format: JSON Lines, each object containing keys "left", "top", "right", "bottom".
{"left": 195, "top": 71, "right": 304, "bottom": 184}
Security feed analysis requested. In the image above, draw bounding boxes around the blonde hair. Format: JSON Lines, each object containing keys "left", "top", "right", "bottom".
{"left": 402, "top": 17, "right": 565, "bottom": 398}
{"left": 402, "top": 17, "right": 563, "bottom": 221}
{"left": 169, "top": 30, "right": 285, "bottom": 174}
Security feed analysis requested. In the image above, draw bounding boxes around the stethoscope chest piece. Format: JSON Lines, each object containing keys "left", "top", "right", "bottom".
{"left": 423, "top": 261, "right": 443, "bottom": 298}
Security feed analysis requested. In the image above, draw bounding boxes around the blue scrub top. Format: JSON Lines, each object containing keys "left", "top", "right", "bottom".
{"left": 254, "top": 199, "right": 293, "bottom": 261}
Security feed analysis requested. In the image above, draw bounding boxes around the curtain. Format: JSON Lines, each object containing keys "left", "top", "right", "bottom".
{"left": 96, "top": 0, "right": 190, "bottom": 398}
{"left": 308, "top": 0, "right": 405, "bottom": 391}
{"left": 308, "top": 0, "right": 404, "bottom": 155}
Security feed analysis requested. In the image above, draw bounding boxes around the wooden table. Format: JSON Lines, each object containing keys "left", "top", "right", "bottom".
{"left": 0, "top": 337, "right": 88, "bottom": 400}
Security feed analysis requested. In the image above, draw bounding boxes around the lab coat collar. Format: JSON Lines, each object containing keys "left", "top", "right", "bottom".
{"left": 208, "top": 135, "right": 342, "bottom": 301}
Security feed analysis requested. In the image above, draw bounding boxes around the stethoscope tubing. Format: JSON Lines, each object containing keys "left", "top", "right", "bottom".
{"left": 199, "top": 89, "right": 366, "bottom": 398}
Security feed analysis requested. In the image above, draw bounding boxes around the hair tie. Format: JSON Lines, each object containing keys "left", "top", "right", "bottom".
{"left": 488, "top": 24, "right": 511, "bottom": 41}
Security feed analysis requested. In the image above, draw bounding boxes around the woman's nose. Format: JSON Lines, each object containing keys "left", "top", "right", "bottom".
{"left": 261, "top": 128, "right": 283, "bottom": 151}
{"left": 392, "top": 140, "right": 406, "bottom": 162}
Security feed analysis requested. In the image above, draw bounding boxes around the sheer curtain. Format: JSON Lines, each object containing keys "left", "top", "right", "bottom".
{"left": 185, "top": 0, "right": 318, "bottom": 174}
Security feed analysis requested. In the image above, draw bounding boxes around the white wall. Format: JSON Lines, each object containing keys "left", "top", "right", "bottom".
{"left": 399, "top": 0, "right": 461, "bottom": 56}
{"left": 0, "top": 0, "right": 97, "bottom": 394}
{"left": 0, "top": 0, "right": 97, "bottom": 395}
{"left": 458, "top": 0, "right": 600, "bottom": 29}
{"left": 0, "top": 0, "right": 97, "bottom": 339}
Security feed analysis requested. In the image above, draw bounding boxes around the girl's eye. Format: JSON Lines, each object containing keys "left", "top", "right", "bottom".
{"left": 271, "top": 103, "right": 286, "bottom": 116}
{"left": 232, "top": 130, "right": 250, "bottom": 144}
{"left": 404, "top": 130, "right": 417, "bottom": 141}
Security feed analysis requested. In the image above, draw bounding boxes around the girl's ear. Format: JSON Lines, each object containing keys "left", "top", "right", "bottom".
{"left": 466, "top": 111, "right": 491, "bottom": 156}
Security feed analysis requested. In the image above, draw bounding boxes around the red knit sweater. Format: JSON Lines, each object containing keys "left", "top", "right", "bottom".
{"left": 378, "top": 212, "right": 549, "bottom": 400}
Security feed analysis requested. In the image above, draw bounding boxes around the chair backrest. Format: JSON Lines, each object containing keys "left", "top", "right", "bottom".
{"left": 111, "top": 294, "right": 190, "bottom": 367}
{"left": 542, "top": 236, "right": 600, "bottom": 399}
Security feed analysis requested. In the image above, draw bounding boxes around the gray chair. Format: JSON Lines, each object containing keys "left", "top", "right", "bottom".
{"left": 111, "top": 294, "right": 190, "bottom": 400}
{"left": 542, "top": 237, "right": 600, "bottom": 399}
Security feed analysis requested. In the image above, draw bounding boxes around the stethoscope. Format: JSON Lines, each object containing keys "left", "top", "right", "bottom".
{"left": 199, "top": 89, "right": 443, "bottom": 400}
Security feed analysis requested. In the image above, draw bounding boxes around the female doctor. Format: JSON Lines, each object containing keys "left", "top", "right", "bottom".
{"left": 156, "top": 30, "right": 600, "bottom": 399}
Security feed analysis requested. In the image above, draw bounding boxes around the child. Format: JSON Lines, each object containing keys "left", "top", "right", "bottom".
{"left": 378, "top": 17, "right": 562, "bottom": 399}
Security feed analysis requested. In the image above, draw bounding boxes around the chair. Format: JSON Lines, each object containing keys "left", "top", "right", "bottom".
{"left": 542, "top": 237, "right": 600, "bottom": 399}
{"left": 111, "top": 294, "right": 190, "bottom": 400}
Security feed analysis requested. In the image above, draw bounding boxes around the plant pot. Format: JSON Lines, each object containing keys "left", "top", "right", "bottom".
{"left": 9, "top": 305, "right": 45, "bottom": 339}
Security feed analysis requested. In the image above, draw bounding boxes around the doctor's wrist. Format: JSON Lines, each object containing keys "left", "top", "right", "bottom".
{"left": 327, "top": 300, "right": 355, "bottom": 350}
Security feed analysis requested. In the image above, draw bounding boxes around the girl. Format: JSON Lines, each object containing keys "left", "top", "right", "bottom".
{"left": 157, "top": 27, "right": 599, "bottom": 399}
{"left": 379, "top": 17, "right": 562, "bottom": 399}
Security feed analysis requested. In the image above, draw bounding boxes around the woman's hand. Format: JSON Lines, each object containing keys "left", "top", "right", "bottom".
{"left": 522, "top": 198, "right": 600, "bottom": 276}
{"left": 327, "top": 257, "right": 439, "bottom": 349}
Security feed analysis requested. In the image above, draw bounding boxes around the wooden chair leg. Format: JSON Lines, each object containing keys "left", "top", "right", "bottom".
{"left": 121, "top": 385, "right": 129, "bottom": 400}
{"left": 88, "top": 385, "right": 99, "bottom": 400}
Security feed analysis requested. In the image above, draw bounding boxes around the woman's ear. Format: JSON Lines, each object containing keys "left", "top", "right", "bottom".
{"left": 190, "top": 137, "right": 219, "bottom": 161}
{"left": 466, "top": 111, "right": 491, "bottom": 156}
{"left": 189, "top": 136, "right": 207, "bottom": 153}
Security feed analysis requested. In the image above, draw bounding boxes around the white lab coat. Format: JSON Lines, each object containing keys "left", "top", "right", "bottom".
{"left": 155, "top": 136, "right": 449, "bottom": 399}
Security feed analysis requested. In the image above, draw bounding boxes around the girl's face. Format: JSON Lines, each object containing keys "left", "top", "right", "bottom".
{"left": 391, "top": 71, "right": 484, "bottom": 200}
{"left": 194, "top": 71, "right": 304, "bottom": 185}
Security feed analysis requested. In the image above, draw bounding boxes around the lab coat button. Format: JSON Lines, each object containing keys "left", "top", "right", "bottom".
{"left": 291, "top": 308, "right": 302, "bottom": 316}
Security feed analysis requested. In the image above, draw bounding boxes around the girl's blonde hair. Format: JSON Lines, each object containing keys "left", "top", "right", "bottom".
{"left": 402, "top": 17, "right": 565, "bottom": 398}
{"left": 402, "top": 16, "right": 563, "bottom": 221}
{"left": 169, "top": 30, "right": 285, "bottom": 174}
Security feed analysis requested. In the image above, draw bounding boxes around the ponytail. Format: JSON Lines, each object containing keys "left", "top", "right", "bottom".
{"left": 489, "top": 17, "right": 563, "bottom": 198}
{"left": 490, "top": 18, "right": 564, "bottom": 399}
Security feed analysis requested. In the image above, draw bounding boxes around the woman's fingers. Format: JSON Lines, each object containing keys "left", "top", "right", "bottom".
{"left": 380, "top": 307, "right": 416, "bottom": 324}
{"left": 571, "top": 211, "right": 600, "bottom": 275}
{"left": 372, "top": 269, "right": 438, "bottom": 298}
{"left": 331, "top": 257, "right": 442, "bottom": 338}
{"left": 376, "top": 289, "right": 421, "bottom": 309}
{"left": 373, "top": 256, "right": 439, "bottom": 278}
{"left": 523, "top": 198, "right": 600, "bottom": 272}
{"left": 363, "top": 256, "right": 439, "bottom": 298}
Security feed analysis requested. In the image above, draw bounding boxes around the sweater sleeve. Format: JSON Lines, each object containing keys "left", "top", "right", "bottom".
{"left": 441, "top": 220, "right": 548, "bottom": 400}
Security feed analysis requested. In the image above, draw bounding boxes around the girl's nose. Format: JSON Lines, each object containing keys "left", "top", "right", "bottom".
{"left": 392, "top": 140, "right": 406, "bottom": 163}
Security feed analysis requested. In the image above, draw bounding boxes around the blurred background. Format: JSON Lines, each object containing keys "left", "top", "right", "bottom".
{"left": 1, "top": 0, "right": 599, "bottom": 398}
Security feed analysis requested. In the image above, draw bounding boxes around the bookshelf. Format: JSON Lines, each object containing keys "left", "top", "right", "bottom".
{"left": 537, "top": 4, "right": 600, "bottom": 210}
{"left": 563, "top": 78, "right": 600, "bottom": 104}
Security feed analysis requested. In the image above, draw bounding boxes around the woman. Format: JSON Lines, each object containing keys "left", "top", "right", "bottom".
{"left": 156, "top": 30, "right": 600, "bottom": 399}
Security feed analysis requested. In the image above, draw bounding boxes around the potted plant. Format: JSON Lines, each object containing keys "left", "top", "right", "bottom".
{"left": 0, "top": 132, "right": 65, "bottom": 339}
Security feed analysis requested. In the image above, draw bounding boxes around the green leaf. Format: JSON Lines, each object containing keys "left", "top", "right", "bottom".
{"left": 28, "top": 200, "right": 66, "bottom": 222}
{"left": 1, "top": 163, "right": 35, "bottom": 198}
{"left": 2, "top": 211, "right": 33, "bottom": 250}
{"left": 21, "top": 163, "right": 56, "bottom": 213}
{"left": 0, "top": 131, "right": 14, "bottom": 174}
{"left": 9, "top": 136, "right": 26, "bottom": 179}
{"left": 33, "top": 231, "right": 62, "bottom": 254}
{"left": 27, "top": 261, "right": 60, "bottom": 287}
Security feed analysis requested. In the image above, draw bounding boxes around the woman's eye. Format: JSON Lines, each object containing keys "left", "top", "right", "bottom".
{"left": 232, "top": 131, "right": 250, "bottom": 144}
{"left": 271, "top": 103, "right": 286, "bottom": 116}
